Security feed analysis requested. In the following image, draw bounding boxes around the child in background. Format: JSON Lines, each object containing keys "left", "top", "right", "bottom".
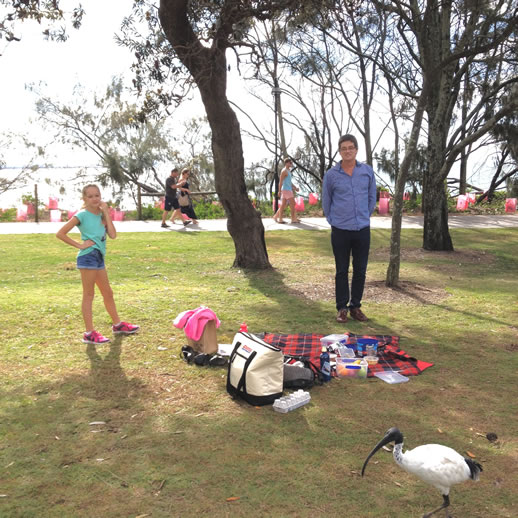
{"left": 56, "top": 184, "right": 139, "bottom": 344}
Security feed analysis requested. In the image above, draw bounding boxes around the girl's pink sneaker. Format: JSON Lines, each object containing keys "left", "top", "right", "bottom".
{"left": 82, "top": 330, "right": 110, "bottom": 344}
{"left": 112, "top": 322, "right": 140, "bottom": 335}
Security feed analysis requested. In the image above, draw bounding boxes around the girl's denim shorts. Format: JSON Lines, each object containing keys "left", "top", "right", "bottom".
{"left": 77, "top": 248, "right": 105, "bottom": 270}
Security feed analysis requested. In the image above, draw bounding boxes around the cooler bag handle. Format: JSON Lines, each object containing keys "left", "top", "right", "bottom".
{"left": 226, "top": 342, "right": 257, "bottom": 400}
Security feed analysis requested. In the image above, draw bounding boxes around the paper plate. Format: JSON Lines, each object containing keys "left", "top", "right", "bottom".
{"left": 374, "top": 371, "right": 409, "bottom": 384}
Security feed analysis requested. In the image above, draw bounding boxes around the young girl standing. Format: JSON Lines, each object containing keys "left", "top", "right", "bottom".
{"left": 56, "top": 184, "right": 139, "bottom": 344}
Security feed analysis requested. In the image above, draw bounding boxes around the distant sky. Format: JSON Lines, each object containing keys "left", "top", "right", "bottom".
{"left": 0, "top": 1, "right": 498, "bottom": 206}
{"left": 0, "top": 1, "right": 273, "bottom": 167}
{"left": 0, "top": 1, "right": 272, "bottom": 208}
{"left": 0, "top": 1, "right": 136, "bottom": 165}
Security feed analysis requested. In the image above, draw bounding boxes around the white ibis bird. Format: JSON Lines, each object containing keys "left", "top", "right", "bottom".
{"left": 361, "top": 427, "right": 483, "bottom": 518}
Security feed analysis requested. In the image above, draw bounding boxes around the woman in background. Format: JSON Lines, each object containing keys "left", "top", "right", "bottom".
{"left": 177, "top": 168, "right": 199, "bottom": 225}
{"left": 273, "top": 157, "right": 300, "bottom": 224}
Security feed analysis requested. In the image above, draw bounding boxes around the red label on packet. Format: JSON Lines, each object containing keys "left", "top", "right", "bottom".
{"left": 241, "top": 344, "right": 253, "bottom": 354}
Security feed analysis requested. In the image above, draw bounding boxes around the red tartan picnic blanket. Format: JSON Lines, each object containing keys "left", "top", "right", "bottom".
{"left": 262, "top": 333, "right": 434, "bottom": 378}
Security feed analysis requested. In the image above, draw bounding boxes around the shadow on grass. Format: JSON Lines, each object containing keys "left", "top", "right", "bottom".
{"left": 1, "top": 335, "right": 515, "bottom": 517}
{"left": 0, "top": 336, "right": 330, "bottom": 517}
{"left": 85, "top": 335, "right": 132, "bottom": 401}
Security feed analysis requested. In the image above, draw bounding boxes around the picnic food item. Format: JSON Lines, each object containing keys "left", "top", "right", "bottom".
{"left": 336, "top": 358, "right": 368, "bottom": 378}
{"left": 365, "top": 355, "right": 379, "bottom": 365}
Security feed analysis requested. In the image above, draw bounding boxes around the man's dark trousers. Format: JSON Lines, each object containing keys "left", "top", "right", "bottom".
{"left": 331, "top": 226, "right": 370, "bottom": 311}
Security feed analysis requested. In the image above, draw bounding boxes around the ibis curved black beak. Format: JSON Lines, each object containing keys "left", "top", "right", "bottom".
{"left": 361, "top": 427, "right": 402, "bottom": 477}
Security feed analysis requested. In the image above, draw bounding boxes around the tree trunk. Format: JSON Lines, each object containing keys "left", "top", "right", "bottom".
{"left": 159, "top": 0, "right": 271, "bottom": 269}
{"left": 386, "top": 87, "right": 428, "bottom": 286}
{"left": 204, "top": 92, "right": 270, "bottom": 268}
{"left": 459, "top": 147, "right": 467, "bottom": 195}
{"left": 459, "top": 72, "right": 470, "bottom": 195}
{"left": 422, "top": 177, "right": 453, "bottom": 251}
{"left": 420, "top": 2, "right": 455, "bottom": 252}
{"left": 422, "top": 128, "right": 454, "bottom": 251}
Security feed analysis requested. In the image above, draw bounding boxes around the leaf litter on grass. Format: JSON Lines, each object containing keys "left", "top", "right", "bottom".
{"left": 1, "top": 231, "right": 518, "bottom": 517}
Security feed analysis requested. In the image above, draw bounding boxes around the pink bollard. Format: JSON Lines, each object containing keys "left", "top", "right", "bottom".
{"left": 505, "top": 198, "right": 517, "bottom": 213}
{"left": 67, "top": 210, "right": 78, "bottom": 219}
{"left": 48, "top": 197, "right": 58, "bottom": 209}
{"left": 295, "top": 196, "right": 305, "bottom": 212}
{"left": 26, "top": 203, "right": 35, "bottom": 215}
{"left": 113, "top": 210, "right": 125, "bottom": 221}
{"left": 456, "top": 195, "right": 468, "bottom": 211}
{"left": 380, "top": 191, "right": 390, "bottom": 199}
{"left": 467, "top": 192, "right": 476, "bottom": 204}
{"left": 309, "top": 193, "right": 319, "bottom": 205}
{"left": 378, "top": 198, "right": 390, "bottom": 214}
{"left": 50, "top": 209, "right": 62, "bottom": 222}
{"left": 403, "top": 192, "right": 410, "bottom": 201}
{"left": 16, "top": 207, "right": 28, "bottom": 221}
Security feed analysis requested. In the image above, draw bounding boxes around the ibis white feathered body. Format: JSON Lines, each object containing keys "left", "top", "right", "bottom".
{"left": 362, "top": 427, "right": 483, "bottom": 518}
{"left": 394, "top": 442, "right": 477, "bottom": 495}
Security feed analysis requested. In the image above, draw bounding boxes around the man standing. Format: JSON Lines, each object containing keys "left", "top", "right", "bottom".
{"left": 161, "top": 168, "right": 190, "bottom": 228}
{"left": 322, "top": 135, "right": 377, "bottom": 323}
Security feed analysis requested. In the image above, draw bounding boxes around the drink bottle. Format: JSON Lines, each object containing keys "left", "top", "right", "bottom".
{"left": 320, "top": 346, "right": 331, "bottom": 382}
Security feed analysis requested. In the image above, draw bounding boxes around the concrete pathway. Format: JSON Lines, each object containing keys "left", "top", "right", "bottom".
{"left": 0, "top": 214, "right": 517, "bottom": 235}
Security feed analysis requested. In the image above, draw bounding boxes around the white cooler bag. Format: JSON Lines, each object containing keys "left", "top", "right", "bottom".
{"left": 226, "top": 332, "right": 283, "bottom": 406}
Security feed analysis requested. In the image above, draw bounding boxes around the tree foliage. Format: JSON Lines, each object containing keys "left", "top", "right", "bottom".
{"left": 0, "top": 133, "right": 43, "bottom": 196}
{"left": 34, "top": 77, "right": 178, "bottom": 196}
{"left": 118, "top": 0, "right": 327, "bottom": 269}
{"left": 367, "top": 0, "right": 518, "bottom": 285}
{"left": 0, "top": 0, "right": 84, "bottom": 47}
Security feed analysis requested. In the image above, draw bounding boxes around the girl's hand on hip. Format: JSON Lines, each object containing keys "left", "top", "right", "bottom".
{"left": 81, "top": 239, "right": 95, "bottom": 249}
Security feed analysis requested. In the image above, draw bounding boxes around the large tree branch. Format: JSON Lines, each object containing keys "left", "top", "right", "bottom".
{"left": 439, "top": 90, "right": 518, "bottom": 181}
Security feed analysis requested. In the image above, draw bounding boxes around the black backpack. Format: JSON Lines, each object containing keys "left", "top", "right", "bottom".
{"left": 283, "top": 357, "right": 324, "bottom": 389}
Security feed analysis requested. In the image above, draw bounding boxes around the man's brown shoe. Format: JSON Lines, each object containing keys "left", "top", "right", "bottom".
{"left": 350, "top": 307, "right": 368, "bottom": 322}
{"left": 336, "top": 309, "right": 348, "bottom": 323}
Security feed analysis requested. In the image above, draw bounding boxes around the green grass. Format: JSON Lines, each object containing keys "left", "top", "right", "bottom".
{"left": 1, "top": 228, "right": 517, "bottom": 517}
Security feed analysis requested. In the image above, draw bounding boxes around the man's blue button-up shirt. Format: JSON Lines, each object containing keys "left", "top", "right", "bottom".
{"left": 322, "top": 160, "right": 377, "bottom": 231}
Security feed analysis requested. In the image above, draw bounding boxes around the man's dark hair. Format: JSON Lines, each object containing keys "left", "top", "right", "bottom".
{"left": 338, "top": 134, "right": 358, "bottom": 150}
{"left": 171, "top": 168, "right": 179, "bottom": 173}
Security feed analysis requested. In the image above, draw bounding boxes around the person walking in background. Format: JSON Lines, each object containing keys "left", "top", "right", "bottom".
{"left": 56, "top": 184, "right": 140, "bottom": 344}
{"left": 177, "top": 168, "right": 199, "bottom": 225}
{"left": 160, "top": 167, "right": 184, "bottom": 228}
{"left": 322, "top": 135, "right": 377, "bottom": 323}
{"left": 273, "top": 157, "right": 301, "bottom": 224}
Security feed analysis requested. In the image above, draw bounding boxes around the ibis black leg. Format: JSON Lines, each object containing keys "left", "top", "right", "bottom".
{"left": 422, "top": 495, "right": 450, "bottom": 518}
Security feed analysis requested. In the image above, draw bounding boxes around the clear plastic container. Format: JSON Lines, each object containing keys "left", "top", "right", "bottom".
{"left": 320, "top": 334, "right": 349, "bottom": 349}
{"left": 356, "top": 338, "right": 378, "bottom": 356}
{"left": 365, "top": 355, "right": 379, "bottom": 365}
{"left": 337, "top": 345, "right": 355, "bottom": 358}
{"left": 365, "top": 344, "right": 377, "bottom": 357}
{"left": 336, "top": 358, "right": 368, "bottom": 378}
{"left": 273, "top": 390, "right": 311, "bottom": 413}
{"left": 374, "top": 371, "right": 409, "bottom": 384}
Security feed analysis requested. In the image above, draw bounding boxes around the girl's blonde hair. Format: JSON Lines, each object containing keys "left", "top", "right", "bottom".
{"left": 81, "top": 184, "right": 101, "bottom": 203}
{"left": 81, "top": 184, "right": 104, "bottom": 220}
